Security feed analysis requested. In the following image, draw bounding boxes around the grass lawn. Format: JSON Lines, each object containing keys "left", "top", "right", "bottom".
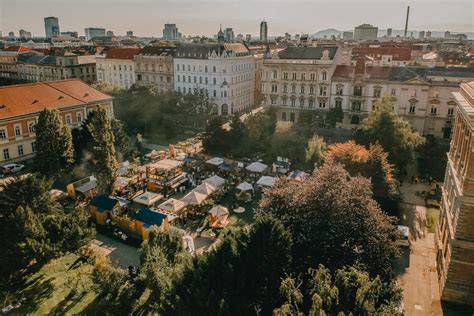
{"left": 426, "top": 207, "right": 440, "bottom": 233}
{"left": 2, "top": 254, "right": 98, "bottom": 315}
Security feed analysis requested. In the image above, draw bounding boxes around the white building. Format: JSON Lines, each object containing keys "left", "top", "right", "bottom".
{"left": 174, "top": 43, "right": 255, "bottom": 115}
{"left": 353, "top": 24, "right": 378, "bottom": 41}
{"left": 96, "top": 47, "right": 140, "bottom": 89}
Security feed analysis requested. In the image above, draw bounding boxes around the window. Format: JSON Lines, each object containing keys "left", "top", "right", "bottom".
{"left": 290, "top": 98, "right": 296, "bottom": 107}
{"left": 3, "top": 148, "right": 9, "bottom": 160}
{"left": 335, "top": 99, "right": 342, "bottom": 108}
{"left": 182, "top": 76, "right": 186, "bottom": 83}
{"left": 447, "top": 107, "right": 454, "bottom": 116}
{"left": 319, "top": 86, "right": 327, "bottom": 96}
{"left": 272, "top": 70, "right": 278, "bottom": 79}
{"left": 194, "top": 76, "right": 197, "bottom": 83}
{"left": 309, "top": 86, "right": 314, "bottom": 95}
{"left": 319, "top": 102, "right": 326, "bottom": 108}
{"left": 14, "top": 125, "right": 21, "bottom": 136}
{"left": 310, "top": 73, "right": 315, "bottom": 81}
{"left": 66, "top": 115, "right": 72, "bottom": 125}
{"left": 28, "top": 123, "right": 35, "bottom": 133}
{"left": 321, "top": 71, "right": 327, "bottom": 81}
{"left": 177, "top": 64, "right": 180, "bottom": 71}
{"left": 213, "top": 66, "right": 216, "bottom": 73}
{"left": 290, "top": 113, "right": 295, "bottom": 122}
{"left": 291, "top": 85, "right": 296, "bottom": 93}
{"left": 292, "top": 73, "right": 297, "bottom": 80}
{"left": 409, "top": 105, "right": 416, "bottom": 114}
{"left": 271, "top": 84, "right": 278, "bottom": 93}
{"left": 300, "top": 86, "right": 305, "bottom": 94}
{"left": 299, "top": 98, "right": 304, "bottom": 107}
{"left": 354, "top": 86, "right": 362, "bottom": 96}
{"left": 373, "top": 87, "right": 381, "bottom": 98}
{"left": 283, "top": 85, "right": 287, "bottom": 93}
{"left": 336, "top": 86, "right": 343, "bottom": 95}
{"left": 352, "top": 102, "right": 361, "bottom": 111}
{"left": 431, "top": 106, "right": 437, "bottom": 115}
{"left": 0, "top": 129, "right": 6, "bottom": 140}
{"left": 18, "top": 145, "right": 24, "bottom": 156}
{"left": 309, "top": 99, "right": 314, "bottom": 108}
{"left": 224, "top": 91, "right": 227, "bottom": 98}
{"left": 271, "top": 96, "right": 277, "bottom": 105}
{"left": 31, "top": 141, "right": 36, "bottom": 153}
{"left": 283, "top": 72, "right": 288, "bottom": 80}
{"left": 213, "top": 90, "right": 217, "bottom": 97}
{"left": 301, "top": 73, "right": 305, "bottom": 81}
{"left": 213, "top": 78, "right": 217, "bottom": 85}
{"left": 77, "top": 113, "right": 82, "bottom": 123}
{"left": 391, "top": 88, "right": 396, "bottom": 96}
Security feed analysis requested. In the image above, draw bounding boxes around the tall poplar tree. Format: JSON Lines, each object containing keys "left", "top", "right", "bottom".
{"left": 85, "top": 106, "right": 118, "bottom": 195}
{"left": 34, "top": 108, "right": 74, "bottom": 176}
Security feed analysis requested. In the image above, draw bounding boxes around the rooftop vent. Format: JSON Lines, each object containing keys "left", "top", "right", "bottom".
{"left": 83, "top": 93, "right": 90, "bottom": 97}
{"left": 32, "top": 99, "right": 39, "bottom": 104}
{"left": 58, "top": 95, "right": 64, "bottom": 100}
{"left": 0, "top": 104, "right": 6, "bottom": 109}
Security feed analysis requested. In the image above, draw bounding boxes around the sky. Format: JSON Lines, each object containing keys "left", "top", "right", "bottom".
{"left": 1, "top": 0, "right": 473, "bottom": 37}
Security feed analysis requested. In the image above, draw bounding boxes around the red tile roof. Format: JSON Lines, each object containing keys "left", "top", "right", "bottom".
{"left": 352, "top": 47, "right": 412, "bottom": 61}
{"left": 333, "top": 65, "right": 391, "bottom": 79}
{"left": 0, "top": 79, "right": 112, "bottom": 119}
{"left": 105, "top": 47, "right": 141, "bottom": 60}
{"left": 3, "top": 45, "right": 32, "bottom": 53}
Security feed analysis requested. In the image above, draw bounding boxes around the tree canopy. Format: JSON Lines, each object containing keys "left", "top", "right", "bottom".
{"left": 34, "top": 108, "right": 74, "bottom": 176}
{"left": 258, "top": 162, "right": 401, "bottom": 280}
{"left": 306, "top": 134, "right": 327, "bottom": 168}
{"left": 356, "top": 97, "right": 424, "bottom": 175}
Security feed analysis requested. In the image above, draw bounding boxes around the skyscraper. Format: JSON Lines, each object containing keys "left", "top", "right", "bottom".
{"left": 163, "top": 23, "right": 179, "bottom": 40}
{"left": 387, "top": 28, "right": 392, "bottom": 37}
{"left": 44, "top": 16, "right": 60, "bottom": 38}
{"left": 353, "top": 24, "right": 378, "bottom": 41}
{"left": 85, "top": 27, "right": 106, "bottom": 41}
{"left": 260, "top": 21, "right": 268, "bottom": 42}
{"left": 224, "top": 28, "right": 234, "bottom": 42}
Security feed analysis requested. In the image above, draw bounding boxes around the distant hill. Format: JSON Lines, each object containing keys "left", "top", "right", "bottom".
{"left": 311, "top": 29, "right": 342, "bottom": 39}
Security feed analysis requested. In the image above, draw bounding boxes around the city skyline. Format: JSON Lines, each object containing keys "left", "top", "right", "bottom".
{"left": 1, "top": 0, "right": 473, "bottom": 37}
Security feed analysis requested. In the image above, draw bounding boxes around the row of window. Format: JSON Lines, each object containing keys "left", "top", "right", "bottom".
{"left": 270, "top": 96, "right": 327, "bottom": 109}
{"left": 271, "top": 70, "right": 328, "bottom": 81}
{"left": 2, "top": 142, "right": 35, "bottom": 160}
{"left": 271, "top": 84, "right": 328, "bottom": 96}
{"left": 176, "top": 63, "right": 253, "bottom": 73}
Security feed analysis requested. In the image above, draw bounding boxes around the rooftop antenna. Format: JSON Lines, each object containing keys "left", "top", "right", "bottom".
{"left": 404, "top": 6, "right": 410, "bottom": 38}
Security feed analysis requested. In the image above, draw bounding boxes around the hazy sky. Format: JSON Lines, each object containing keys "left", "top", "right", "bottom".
{"left": 1, "top": 0, "right": 473, "bottom": 37}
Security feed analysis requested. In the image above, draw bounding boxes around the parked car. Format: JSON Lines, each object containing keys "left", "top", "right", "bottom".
{"left": 1, "top": 163, "right": 26, "bottom": 177}
{"left": 397, "top": 225, "right": 411, "bottom": 248}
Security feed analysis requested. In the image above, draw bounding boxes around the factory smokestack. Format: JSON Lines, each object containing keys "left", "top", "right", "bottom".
{"left": 404, "top": 6, "right": 410, "bottom": 37}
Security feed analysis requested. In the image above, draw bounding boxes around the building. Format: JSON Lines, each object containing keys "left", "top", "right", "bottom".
{"left": 8, "top": 32, "right": 14, "bottom": 38}
{"left": 163, "top": 23, "right": 179, "bottom": 40}
{"left": 236, "top": 34, "right": 244, "bottom": 42}
{"left": 61, "top": 31, "right": 78, "bottom": 38}
{"left": 126, "top": 31, "right": 134, "bottom": 37}
{"left": 353, "top": 24, "right": 378, "bottom": 41}
{"left": 351, "top": 47, "right": 412, "bottom": 66}
{"left": 96, "top": 47, "right": 141, "bottom": 89}
{"left": 330, "top": 61, "right": 474, "bottom": 138}
{"left": 387, "top": 28, "right": 393, "bottom": 37}
{"left": 44, "top": 17, "right": 60, "bottom": 38}
{"left": 19, "top": 29, "right": 32, "bottom": 39}
{"left": 246, "top": 34, "right": 252, "bottom": 43}
{"left": 85, "top": 27, "right": 106, "bottom": 41}
{"left": 342, "top": 31, "right": 354, "bottom": 40}
{"left": 106, "top": 31, "right": 114, "bottom": 37}
{"left": 262, "top": 46, "right": 340, "bottom": 122}
{"left": 224, "top": 28, "right": 235, "bottom": 43}
{"left": 174, "top": 43, "right": 255, "bottom": 115}
{"left": 16, "top": 52, "right": 97, "bottom": 84}
{"left": 134, "top": 45, "right": 177, "bottom": 92}
{"left": 436, "top": 81, "right": 474, "bottom": 305}
{"left": 419, "top": 31, "right": 425, "bottom": 39}
{"left": 0, "top": 79, "right": 114, "bottom": 163}
{"left": 426, "top": 31, "right": 432, "bottom": 38}
{"left": 0, "top": 46, "right": 34, "bottom": 81}
{"left": 260, "top": 21, "right": 268, "bottom": 42}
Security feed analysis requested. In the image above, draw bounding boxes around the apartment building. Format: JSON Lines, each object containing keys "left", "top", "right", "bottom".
{"left": 436, "top": 81, "right": 474, "bottom": 305}
{"left": 174, "top": 43, "right": 255, "bottom": 115}
{"left": 96, "top": 47, "right": 140, "bottom": 89}
{"left": 134, "top": 46, "right": 177, "bottom": 92}
{"left": 0, "top": 79, "right": 113, "bottom": 163}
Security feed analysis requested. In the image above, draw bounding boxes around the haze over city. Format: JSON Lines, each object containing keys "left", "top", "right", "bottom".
{"left": 1, "top": 0, "right": 473, "bottom": 37}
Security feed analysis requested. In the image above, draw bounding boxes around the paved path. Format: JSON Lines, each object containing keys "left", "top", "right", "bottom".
{"left": 92, "top": 233, "right": 140, "bottom": 268}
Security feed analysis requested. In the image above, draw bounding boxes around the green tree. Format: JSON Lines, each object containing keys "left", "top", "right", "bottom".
{"left": 202, "top": 117, "right": 230, "bottom": 155}
{"left": 245, "top": 111, "right": 276, "bottom": 153}
{"left": 269, "top": 123, "right": 307, "bottom": 167}
{"left": 274, "top": 276, "right": 304, "bottom": 316}
{"left": 305, "top": 134, "right": 327, "bottom": 168}
{"left": 258, "top": 162, "right": 401, "bottom": 281}
{"left": 84, "top": 106, "right": 118, "bottom": 195}
{"left": 356, "top": 97, "right": 424, "bottom": 175}
{"left": 326, "top": 105, "right": 344, "bottom": 127}
{"left": 34, "top": 108, "right": 74, "bottom": 176}
{"left": 111, "top": 119, "right": 139, "bottom": 161}
{"left": 418, "top": 135, "right": 448, "bottom": 181}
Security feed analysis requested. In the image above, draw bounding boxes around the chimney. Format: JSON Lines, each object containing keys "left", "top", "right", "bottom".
{"left": 404, "top": 6, "right": 410, "bottom": 38}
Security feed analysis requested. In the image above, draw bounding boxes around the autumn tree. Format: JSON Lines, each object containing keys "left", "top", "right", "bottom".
{"left": 84, "top": 106, "right": 118, "bottom": 195}
{"left": 356, "top": 97, "right": 424, "bottom": 175}
{"left": 34, "top": 108, "right": 74, "bottom": 176}
{"left": 325, "top": 141, "right": 400, "bottom": 214}
{"left": 258, "top": 162, "right": 401, "bottom": 281}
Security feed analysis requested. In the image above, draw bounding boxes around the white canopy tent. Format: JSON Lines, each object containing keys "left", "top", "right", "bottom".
{"left": 246, "top": 161, "right": 268, "bottom": 173}
{"left": 194, "top": 182, "right": 216, "bottom": 195}
{"left": 158, "top": 198, "right": 187, "bottom": 214}
{"left": 257, "top": 176, "right": 277, "bottom": 187}
{"left": 236, "top": 182, "right": 253, "bottom": 191}
{"left": 133, "top": 191, "right": 164, "bottom": 207}
{"left": 206, "top": 157, "right": 224, "bottom": 166}
{"left": 208, "top": 205, "right": 229, "bottom": 217}
{"left": 203, "top": 175, "right": 226, "bottom": 188}
{"left": 181, "top": 191, "right": 208, "bottom": 205}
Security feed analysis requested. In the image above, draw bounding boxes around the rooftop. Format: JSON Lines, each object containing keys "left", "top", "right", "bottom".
{"left": 106, "top": 47, "right": 141, "bottom": 60}
{"left": 0, "top": 79, "right": 112, "bottom": 119}
{"left": 277, "top": 47, "right": 338, "bottom": 60}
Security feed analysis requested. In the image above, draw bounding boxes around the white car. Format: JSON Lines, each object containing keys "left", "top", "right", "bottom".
{"left": 1, "top": 163, "right": 26, "bottom": 176}
{"left": 397, "top": 225, "right": 411, "bottom": 248}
